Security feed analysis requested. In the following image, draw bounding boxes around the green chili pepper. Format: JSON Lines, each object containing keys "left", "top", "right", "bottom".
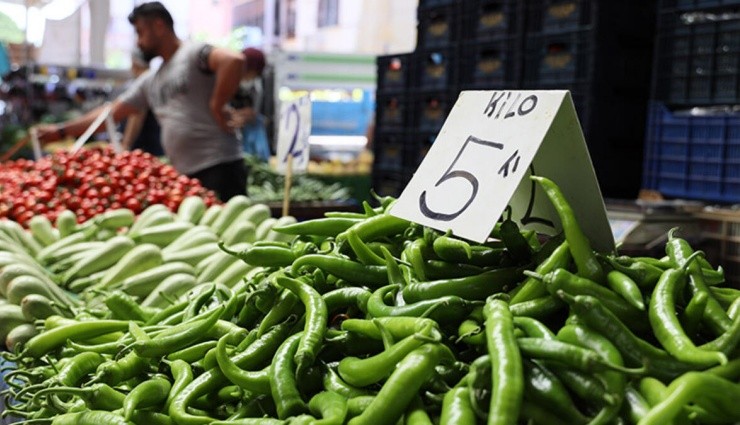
{"left": 623, "top": 383, "right": 651, "bottom": 424}
{"left": 169, "top": 319, "right": 293, "bottom": 425}
{"left": 323, "top": 366, "right": 372, "bottom": 398}
{"left": 606, "top": 269, "right": 645, "bottom": 310}
{"left": 340, "top": 317, "right": 440, "bottom": 342}
{"left": 483, "top": 296, "right": 523, "bottom": 425}
{"left": 367, "top": 284, "right": 477, "bottom": 323}
{"left": 403, "top": 267, "right": 523, "bottom": 302}
{"left": 600, "top": 255, "right": 664, "bottom": 289}
{"left": 680, "top": 291, "right": 709, "bottom": 337}
{"left": 291, "top": 255, "right": 388, "bottom": 286}
{"left": 666, "top": 228, "right": 732, "bottom": 336}
{"left": 346, "top": 229, "right": 385, "bottom": 266}
{"left": 512, "top": 316, "right": 555, "bottom": 340}
{"left": 133, "top": 305, "right": 224, "bottom": 358}
{"left": 510, "top": 241, "right": 571, "bottom": 304}
{"left": 336, "top": 214, "right": 410, "bottom": 243}
{"left": 273, "top": 217, "right": 362, "bottom": 237}
{"left": 21, "top": 320, "right": 131, "bottom": 358}
{"left": 534, "top": 268, "right": 648, "bottom": 332}
{"left": 216, "top": 331, "right": 271, "bottom": 394}
{"left": 145, "top": 299, "right": 189, "bottom": 326}
{"left": 557, "top": 324, "right": 627, "bottom": 424}
{"left": 165, "top": 359, "right": 192, "bottom": 411}
{"left": 639, "top": 372, "right": 740, "bottom": 425}
{"left": 432, "top": 234, "right": 472, "bottom": 263}
{"left": 559, "top": 292, "right": 692, "bottom": 381}
{"left": 275, "top": 276, "right": 328, "bottom": 375}
{"left": 500, "top": 217, "right": 532, "bottom": 264}
{"left": 55, "top": 351, "right": 105, "bottom": 386}
{"left": 48, "top": 410, "right": 133, "bottom": 425}
{"left": 122, "top": 375, "right": 171, "bottom": 421}
{"left": 531, "top": 175, "right": 604, "bottom": 283}
{"left": 519, "top": 400, "right": 571, "bottom": 425}
{"left": 338, "top": 322, "right": 437, "bottom": 387}
{"left": 509, "top": 295, "right": 565, "bottom": 320}
{"left": 33, "top": 383, "right": 126, "bottom": 411}
{"left": 269, "top": 332, "right": 308, "bottom": 419}
{"left": 548, "top": 364, "right": 614, "bottom": 406}
{"left": 420, "top": 259, "right": 484, "bottom": 280}
{"left": 346, "top": 395, "right": 375, "bottom": 419}
{"left": 517, "top": 337, "right": 644, "bottom": 375}
{"left": 93, "top": 350, "right": 150, "bottom": 385}
{"left": 166, "top": 340, "right": 218, "bottom": 363}
{"left": 439, "top": 385, "right": 476, "bottom": 425}
{"left": 709, "top": 286, "right": 740, "bottom": 309}
{"left": 457, "top": 319, "right": 485, "bottom": 346}
{"left": 347, "top": 344, "right": 452, "bottom": 425}
{"left": 322, "top": 287, "right": 371, "bottom": 314}
{"left": 522, "top": 359, "right": 588, "bottom": 424}
{"left": 699, "top": 312, "right": 740, "bottom": 356}
{"left": 104, "top": 290, "right": 153, "bottom": 322}
{"left": 649, "top": 265, "right": 727, "bottom": 367}
{"left": 308, "top": 391, "right": 348, "bottom": 425}
{"left": 258, "top": 289, "right": 302, "bottom": 337}
{"left": 403, "top": 238, "right": 430, "bottom": 281}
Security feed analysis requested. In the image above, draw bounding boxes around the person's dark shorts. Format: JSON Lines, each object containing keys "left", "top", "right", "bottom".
{"left": 188, "top": 159, "right": 248, "bottom": 201}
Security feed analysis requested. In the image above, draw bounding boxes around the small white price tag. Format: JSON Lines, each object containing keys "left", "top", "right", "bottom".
{"left": 276, "top": 96, "right": 311, "bottom": 174}
{"left": 390, "top": 90, "right": 614, "bottom": 252}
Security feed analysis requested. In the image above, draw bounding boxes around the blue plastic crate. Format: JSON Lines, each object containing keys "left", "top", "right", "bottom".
{"left": 643, "top": 102, "right": 740, "bottom": 203}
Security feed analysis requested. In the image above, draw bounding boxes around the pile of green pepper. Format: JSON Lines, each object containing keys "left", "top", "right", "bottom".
{"left": 2, "top": 175, "right": 739, "bottom": 425}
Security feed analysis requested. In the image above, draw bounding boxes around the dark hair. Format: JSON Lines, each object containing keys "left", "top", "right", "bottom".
{"left": 128, "top": 2, "right": 174, "bottom": 31}
{"left": 242, "top": 48, "right": 266, "bottom": 75}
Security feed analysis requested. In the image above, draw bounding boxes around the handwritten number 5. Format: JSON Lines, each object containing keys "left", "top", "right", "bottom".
{"left": 419, "top": 135, "right": 503, "bottom": 221}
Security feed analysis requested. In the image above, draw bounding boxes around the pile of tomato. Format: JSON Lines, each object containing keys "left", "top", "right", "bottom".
{"left": 0, "top": 147, "right": 219, "bottom": 225}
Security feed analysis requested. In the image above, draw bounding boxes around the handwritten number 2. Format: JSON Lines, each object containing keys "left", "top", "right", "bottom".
{"left": 283, "top": 104, "right": 300, "bottom": 163}
{"left": 419, "top": 135, "right": 503, "bottom": 221}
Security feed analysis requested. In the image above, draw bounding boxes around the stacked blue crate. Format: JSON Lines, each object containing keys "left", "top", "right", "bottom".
{"left": 645, "top": 0, "right": 740, "bottom": 202}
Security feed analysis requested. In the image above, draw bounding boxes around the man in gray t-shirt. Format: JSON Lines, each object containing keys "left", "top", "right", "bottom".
{"left": 36, "top": 2, "right": 248, "bottom": 201}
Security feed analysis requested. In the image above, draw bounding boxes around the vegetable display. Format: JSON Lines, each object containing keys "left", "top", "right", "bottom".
{"left": 0, "top": 147, "right": 219, "bottom": 226}
{"left": 0, "top": 176, "right": 738, "bottom": 425}
{"left": 246, "top": 156, "right": 352, "bottom": 203}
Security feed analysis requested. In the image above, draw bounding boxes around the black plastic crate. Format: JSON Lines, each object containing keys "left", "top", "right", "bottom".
{"left": 460, "top": 0, "right": 524, "bottom": 40}
{"left": 418, "top": 0, "right": 456, "bottom": 8}
{"left": 375, "top": 92, "right": 412, "bottom": 132}
{"left": 372, "top": 130, "right": 409, "bottom": 173}
{"left": 660, "top": 0, "right": 740, "bottom": 11}
{"left": 371, "top": 170, "right": 412, "bottom": 198}
{"left": 523, "top": 30, "right": 594, "bottom": 85}
{"left": 460, "top": 36, "right": 523, "bottom": 89}
{"left": 526, "top": 0, "right": 593, "bottom": 33}
{"left": 412, "top": 89, "right": 458, "bottom": 134}
{"left": 652, "top": 9, "right": 740, "bottom": 105}
{"left": 403, "top": 131, "right": 438, "bottom": 171}
{"left": 376, "top": 53, "right": 414, "bottom": 94}
{"left": 417, "top": 4, "right": 460, "bottom": 49}
{"left": 413, "top": 48, "right": 458, "bottom": 90}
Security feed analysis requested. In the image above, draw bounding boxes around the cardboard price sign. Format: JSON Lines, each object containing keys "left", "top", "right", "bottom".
{"left": 276, "top": 95, "right": 311, "bottom": 174}
{"left": 390, "top": 90, "right": 614, "bottom": 252}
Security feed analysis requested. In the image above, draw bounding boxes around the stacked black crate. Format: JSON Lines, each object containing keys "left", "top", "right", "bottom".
{"left": 373, "top": 53, "right": 414, "bottom": 197}
{"left": 459, "top": 0, "right": 525, "bottom": 91}
{"left": 372, "top": 0, "right": 462, "bottom": 197}
{"left": 406, "top": 2, "right": 461, "bottom": 191}
{"left": 643, "top": 0, "right": 740, "bottom": 205}
{"left": 522, "top": 0, "right": 656, "bottom": 199}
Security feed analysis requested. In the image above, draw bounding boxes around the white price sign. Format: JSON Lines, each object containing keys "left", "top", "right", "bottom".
{"left": 390, "top": 90, "right": 614, "bottom": 252}
{"left": 276, "top": 96, "right": 311, "bottom": 174}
